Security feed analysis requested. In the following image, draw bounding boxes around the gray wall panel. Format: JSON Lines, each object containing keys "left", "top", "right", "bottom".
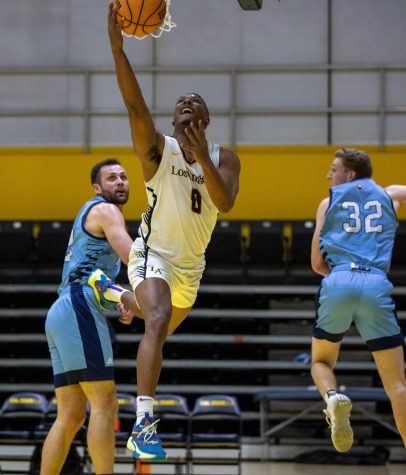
{"left": 237, "top": 116, "right": 327, "bottom": 145}
{"left": 386, "top": 115, "right": 406, "bottom": 144}
{"left": 332, "top": 0, "right": 406, "bottom": 63}
{"left": 0, "top": 117, "right": 83, "bottom": 146}
{"left": 155, "top": 73, "right": 232, "bottom": 109}
{"left": 386, "top": 72, "right": 406, "bottom": 108}
{"left": 332, "top": 72, "right": 380, "bottom": 108}
{"left": 237, "top": 72, "right": 327, "bottom": 108}
{"left": 0, "top": 0, "right": 405, "bottom": 146}
{"left": 332, "top": 116, "right": 379, "bottom": 144}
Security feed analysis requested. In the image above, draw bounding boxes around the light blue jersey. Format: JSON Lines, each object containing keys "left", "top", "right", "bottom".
{"left": 58, "top": 196, "right": 121, "bottom": 294}
{"left": 320, "top": 178, "right": 397, "bottom": 273}
{"left": 314, "top": 178, "right": 403, "bottom": 351}
{"left": 47, "top": 195, "right": 120, "bottom": 387}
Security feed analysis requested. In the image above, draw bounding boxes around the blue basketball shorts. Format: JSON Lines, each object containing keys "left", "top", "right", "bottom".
{"left": 45, "top": 283, "right": 114, "bottom": 388}
{"left": 314, "top": 267, "right": 404, "bottom": 351}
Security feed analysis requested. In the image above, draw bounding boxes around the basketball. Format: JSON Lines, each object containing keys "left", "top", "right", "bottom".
{"left": 115, "top": 0, "right": 167, "bottom": 38}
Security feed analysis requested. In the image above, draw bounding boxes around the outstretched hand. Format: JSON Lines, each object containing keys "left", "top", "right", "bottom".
{"left": 108, "top": 1, "right": 124, "bottom": 53}
{"left": 181, "top": 120, "right": 210, "bottom": 165}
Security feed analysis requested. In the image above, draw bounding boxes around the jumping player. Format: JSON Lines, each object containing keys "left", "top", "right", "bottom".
{"left": 88, "top": 2, "right": 240, "bottom": 461}
{"left": 311, "top": 148, "right": 406, "bottom": 452}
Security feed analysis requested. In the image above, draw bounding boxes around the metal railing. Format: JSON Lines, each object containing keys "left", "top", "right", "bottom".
{"left": 1, "top": 64, "right": 405, "bottom": 152}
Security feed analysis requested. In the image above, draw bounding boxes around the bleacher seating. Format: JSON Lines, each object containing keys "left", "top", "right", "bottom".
{"left": 190, "top": 394, "right": 242, "bottom": 475}
{"left": 35, "top": 221, "right": 72, "bottom": 283}
{"left": 246, "top": 220, "right": 287, "bottom": 284}
{"left": 288, "top": 220, "right": 321, "bottom": 284}
{"left": 203, "top": 220, "right": 244, "bottom": 284}
{"left": 1, "top": 219, "right": 406, "bottom": 467}
{"left": 0, "top": 221, "right": 35, "bottom": 283}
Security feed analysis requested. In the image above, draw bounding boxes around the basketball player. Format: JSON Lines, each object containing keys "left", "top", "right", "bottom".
{"left": 87, "top": 2, "right": 240, "bottom": 461}
{"left": 41, "top": 159, "right": 134, "bottom": 475}
{"left": 310, "top": 148, "right": 406, "bottom": 452}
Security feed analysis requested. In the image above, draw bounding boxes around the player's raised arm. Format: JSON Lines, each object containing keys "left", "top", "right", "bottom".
{"left": 386, "top": 185, "right": 406, "bottom": 213}
{"left": 108, "top": 2, "right": 164, "bottom": 181}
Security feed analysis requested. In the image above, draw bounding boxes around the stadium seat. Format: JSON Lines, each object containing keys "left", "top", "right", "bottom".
{"left": 246, "top": 220, "right": 287, "bottom": 283}
{"left": 288, "top": 220, "right": 321, "bottom": 284}
{"left": 189, "top": 394, "right": 242, "bottom": 475}
{"left": 203, "top": 221, "right": 244, "bottom": 284}
{"left": 0, "top": 221, "right": 35, "bottom": 283}
{"left": 0, "top": 392, "right": 47, "bottom": 437}
{"left": 35, "top": 221, "right": 73, "bottom": 282}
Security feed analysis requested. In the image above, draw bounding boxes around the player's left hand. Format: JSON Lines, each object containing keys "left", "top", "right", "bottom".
{"left": 181, "top": 120, "right": 210, "bottom": 165}
{"left": 116, "top": 303, "right": 134, "bottom": 325}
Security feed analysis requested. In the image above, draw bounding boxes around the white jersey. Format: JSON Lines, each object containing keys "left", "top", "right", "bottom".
{"left": 135, "top": 135, "right": 220, "bottom": 268}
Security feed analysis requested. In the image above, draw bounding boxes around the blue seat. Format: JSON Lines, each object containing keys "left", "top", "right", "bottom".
{"left": 190, "top": 395, "right": 242, "bottom": 475}
{"left": 0, "top": 392, "right": 47, "bottom": 437}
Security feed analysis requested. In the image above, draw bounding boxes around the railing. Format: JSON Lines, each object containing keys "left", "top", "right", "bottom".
{"left": 1, "top": 64, "right": 406, "bottom": 151}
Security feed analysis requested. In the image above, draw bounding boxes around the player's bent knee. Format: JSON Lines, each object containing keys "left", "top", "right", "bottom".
{"left": 145, "top": 311, "right": 171, "bottom": 337}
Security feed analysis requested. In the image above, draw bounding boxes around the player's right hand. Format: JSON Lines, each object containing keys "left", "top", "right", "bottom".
{"left": 108, "top": 1, "right": 124, "bottom": 53}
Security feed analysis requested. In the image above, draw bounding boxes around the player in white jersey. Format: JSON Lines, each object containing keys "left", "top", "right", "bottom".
{"left": 88, "top": 3, "right": 240, "bottom": 461}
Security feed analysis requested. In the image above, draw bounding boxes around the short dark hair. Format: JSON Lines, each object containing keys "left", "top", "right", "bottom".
{"left": 91, "top": 158, "right": 121, "bottom": 185}
{"left": 335, "top": 148, "right": 373, "bottom": 179}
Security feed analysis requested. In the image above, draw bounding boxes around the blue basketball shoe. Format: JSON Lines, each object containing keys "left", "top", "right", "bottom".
{"left": 127, "top": 414, "right": 166, "bottom": 460}
{"left": 88, "top": 269, "right": 126, "bottom": 311}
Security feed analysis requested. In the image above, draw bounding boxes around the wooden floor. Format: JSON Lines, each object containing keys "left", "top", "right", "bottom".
{"left": 0, "top": 457, "right": 405, "bottom": 474}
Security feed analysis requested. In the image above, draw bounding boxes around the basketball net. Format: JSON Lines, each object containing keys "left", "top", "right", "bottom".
{"left": 123, "top": 0, "right": 176, "bottom": 40}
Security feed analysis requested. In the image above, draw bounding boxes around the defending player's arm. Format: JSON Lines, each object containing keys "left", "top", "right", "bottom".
{"left": 385, "top": 185, "right": 406, "bottom": 213}
{"left": 108, "top": 2, "right": 164, "bottom": 181}
{"left": 86, "top": 202, "right": 133, "bottom": 265}
{"left": 182, "top": 120, "right": 240, "bottom": 212}
{"left": 311, "top": 198, "right": 330, "bottom": 276}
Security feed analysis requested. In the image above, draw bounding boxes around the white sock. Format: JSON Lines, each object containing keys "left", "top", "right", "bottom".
{"left": 136, "top": 396, "right": 154, "bottom": 425}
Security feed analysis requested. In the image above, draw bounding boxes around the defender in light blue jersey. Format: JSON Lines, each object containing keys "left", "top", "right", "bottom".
{"left": 42, "top": 159, "right": 134, "bottom": 475}
{"left": 310, "top": 148, "right": 406, "bottom": 452}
